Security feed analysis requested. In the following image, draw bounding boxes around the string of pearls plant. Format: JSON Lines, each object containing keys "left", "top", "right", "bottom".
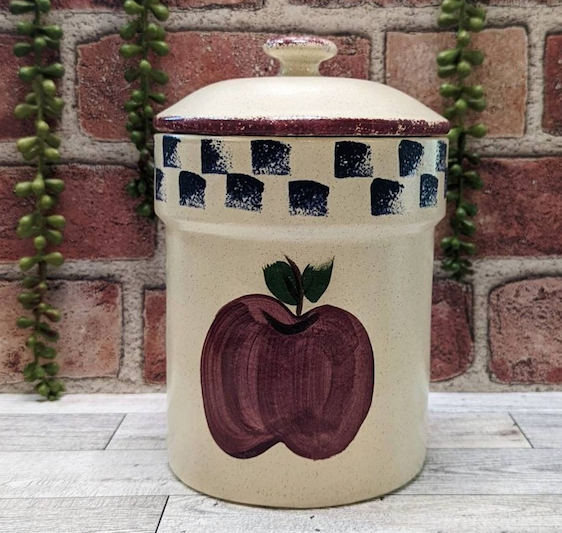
{"left": 10, "top": 0, "right": 66, "bottom": 400}
{"left": 120, "top": 0, "right": 170, "bottom": 218}
{"left": 437, "top": 0, "right": 487, "bottom": 281}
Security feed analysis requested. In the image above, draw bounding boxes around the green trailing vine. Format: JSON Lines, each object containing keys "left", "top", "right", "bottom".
{"left": 10, "top": 0, "right": 66, "bottom": 400}
{"left": 120, "top": 0, "right": 170, "bottom": 218}
{"left": 437, "top": 0, "right": 487, "bottom": 281}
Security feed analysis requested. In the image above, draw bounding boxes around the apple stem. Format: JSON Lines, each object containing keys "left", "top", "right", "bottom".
{"left": 285, "top": 256, "right": 304, "bottom": 316}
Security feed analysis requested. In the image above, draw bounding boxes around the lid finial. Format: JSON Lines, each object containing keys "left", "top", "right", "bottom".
{"left": 264, "top": 36, "right": 338, "bottom": 77}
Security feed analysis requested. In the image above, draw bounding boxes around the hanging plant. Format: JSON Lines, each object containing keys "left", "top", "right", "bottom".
{"left": 436, "top": 0, "right": 487, "bottom": 281}
{"left": 10, "top": 0, "right": 66, "bottom": 400}
{"left": 120, "top": 0, "right": 170, "bottom": 218}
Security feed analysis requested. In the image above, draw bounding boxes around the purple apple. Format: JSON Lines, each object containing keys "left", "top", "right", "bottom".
{"left": 201, "top": 258, "right": 374, "bottom": 460}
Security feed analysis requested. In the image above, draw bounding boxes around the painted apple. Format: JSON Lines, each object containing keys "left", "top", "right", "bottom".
{"left": 201, "top": 257, "right": 374, "bottom": 460}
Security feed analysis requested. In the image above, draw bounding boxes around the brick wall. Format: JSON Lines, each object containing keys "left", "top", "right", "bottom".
{"left": 0, "top": 0, "right": 560, "bottom": 393}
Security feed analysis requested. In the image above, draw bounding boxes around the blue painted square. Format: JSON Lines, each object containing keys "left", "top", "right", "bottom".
{"left": 371, "top": 178, "right": 403, "bottom": 216}
{"left": 155, "top": 168, "right": 166, "bottom": 202}
{"left": 179, "top": 171, "right": 206, "bottom": 209}
{"left": 436, "top": 140, "right": 447, "bottom": 172}
{"left": 251, "top": 140, "right": 291, "bottom": 175}
{"left": 334, "top": 141, "right": 373, "bottom": 178}
{"left": 226, "top": 173, "right": 264, "bottom": 212}
{"left": 420, "top": 174, "right": 438, "bottom": 208}
{"left": 399, "top": 140, "right": 424, "bottom": 177}
{"left": 201, "top": 139, "right": 230, "bottom": 174}
{"left": 289, "top": 180, "right": 329, "bottom": 217}
{"left": 163, "top": 135, "right": 181, "bottom": 168}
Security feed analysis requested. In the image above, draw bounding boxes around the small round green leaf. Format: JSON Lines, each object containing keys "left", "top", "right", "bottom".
{"left": 44, "top": 252, "right": 64, "bottom": 267}
{"left": 42, "top": 63, "right": 65, "bottom": 79}
{"left": 150, "top": 3, "right": 169, "bottom": 21}
{"left": 13, "top": 42, "right": 32, "bottom": 57}
{"left": 19, "top": 256, "right": 37, "bottom": 272}
{"left": 35, "top": 382, "right": 50, "bottom": 397}
{"left": 120, "top": 21, "right": 139, "bottom": 40}
{"left": 10, "top": 0, "right": 36, "bottom": 15}
{"left": 46, "top": 215, "right": 66, "bottom": 229}
{"left": 43, "top": 25, "right": 63, "bottom": 40}
{"left": 124, "top": 0, "right": 145, "bottom": 15}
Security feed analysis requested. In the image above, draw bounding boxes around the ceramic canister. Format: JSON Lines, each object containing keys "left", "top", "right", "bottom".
{"left": 154, "top": 36, "right": 449, "bottom": 508}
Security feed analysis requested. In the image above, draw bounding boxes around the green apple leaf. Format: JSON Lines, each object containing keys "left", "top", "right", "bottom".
{"left": 263, "top": 261, "right": 299, "bottom": 305}
{"left": 302, "top": 259, "right": 334, "bottom": 303}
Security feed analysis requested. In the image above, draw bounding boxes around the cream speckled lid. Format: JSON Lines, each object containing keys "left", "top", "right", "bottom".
{"left": 154, "top": 36, "right": 450, "bottom": 137}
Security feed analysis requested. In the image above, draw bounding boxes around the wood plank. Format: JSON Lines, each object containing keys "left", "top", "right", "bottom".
{"left": 106, "top": 413, "right": 167, "bottom": 450}
{"left": 0, "top": 414, "right": 124, "bottom": 451}
{"left": 0, "top": 449, "right": 188, "bottom": 498}
{"left": 157, "top": 494, "right": 562, "bottom": 533}
{"left": 401, "top": 448, "right": 562, "bottom": 495}
{"left": 1, "top": 392, "right": 561, "bottom": 415}
{"left": 0, "top": 394, "right": 167, "bottom": 414}
{"left": 429, "top": 392, "right": 562, "bottom": 413}
{"left": 512, "top": 413, "right": 562, "bottom": 448}
{"left": 0, "top": 496, "right": 167, "bottom": 533}
{"left": 1, "top": 448, "right": 562, "bottom": 499}
{"left": 103, "top": 412, "right": 531, "bottom": 451}
{"left": 429, "top": 412, "right": 531, "bottom": 448}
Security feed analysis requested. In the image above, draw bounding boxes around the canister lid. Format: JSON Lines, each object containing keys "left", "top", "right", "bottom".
{"left": 154, "top": 36, "right": 449, "bottom": 137}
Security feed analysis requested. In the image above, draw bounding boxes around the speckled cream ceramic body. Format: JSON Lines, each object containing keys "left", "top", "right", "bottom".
{"left": 154, "top": 133, "right": 447, "bottom": 508}
{"left": 154, "top": 35, "right": 448, "bottom": 508}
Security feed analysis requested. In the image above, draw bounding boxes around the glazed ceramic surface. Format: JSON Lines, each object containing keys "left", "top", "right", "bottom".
{"left": 154, "top": 36, "right": 449, "bottom": 137}
{"left": 154, "top": 133, "right": 447, "bottom": 508}
{"left": 155, "top": 35, "right": 448, "bottom": 508}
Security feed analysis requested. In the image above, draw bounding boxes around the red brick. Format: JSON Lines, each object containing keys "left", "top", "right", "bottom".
{"left": 0, "top": 165, "right": 155, "bottom": 263}
{"left": 0, "top": 0, "right": 261, "bottom": 8}
{"left": 144, "top": 289, "right": 166, "bottom": 384}
{"left": 544, "top": 35, "right": 562, "bottom": 135}
{"left": 437, "top": 158, "right": 562, "bottom": 258}
{"left": 386, "top": 29, "right": 528, "bottom": 138}
{"left": 430, "top": 279, "right": 473, "bottom": 382}
{"left": 2, "top": 0, "right": 549, "bottom": 5}
{"left": 166, "top": 0, "right": 262, "bottom": 6}
{"left": 480, "top": 0, "right": 556, "bottom": 4}
{"left": 291, "top": 0, "right": 551, "bottom": 4}
{"left": 77, "top": 32, "right": 370, "bottom": 140}
{"left": 290, "top": 0, "right": 436, "bottom": 5}
{"left": 0, "top": 0, "right": 120, "bottom": 7}
{"left": 490, "top": 278, "right": 562, "bottom": 384}
{"left": 0, "top": 280, "right": 122, "bottom": 384}
{"left": 51, "top": 0, "right": 121, "bottom": 7}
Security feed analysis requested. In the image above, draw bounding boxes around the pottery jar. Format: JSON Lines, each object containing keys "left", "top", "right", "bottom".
{"left": 154, "top": 35, "right": 449, "bottom": 509}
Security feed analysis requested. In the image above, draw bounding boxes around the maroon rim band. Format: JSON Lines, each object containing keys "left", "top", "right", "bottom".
{"left": 154, "top": 116, "right": 450, "bottom": 137}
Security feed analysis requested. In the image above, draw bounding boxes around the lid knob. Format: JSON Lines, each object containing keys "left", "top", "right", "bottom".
{"left": 264, "top": 36, "right": 338, "bottom": 77}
